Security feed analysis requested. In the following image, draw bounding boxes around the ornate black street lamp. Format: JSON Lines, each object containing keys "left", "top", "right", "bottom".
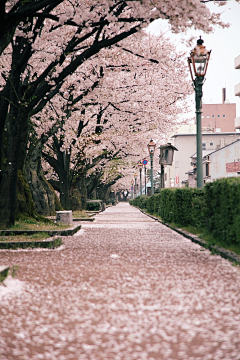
{"left": 134, "top": 173, "right": 137, "bottom": 198}
{"left": 188, "top": 36, "right": 211, "bottom": 188}
{"left": 147, "top": 139, "right": 156, "bottom": 195}
{"left": 138, "top": 162, "right": 143, "bottom": 195}
{"left": 131, "top": 180, "right": 134, "bottom": 199}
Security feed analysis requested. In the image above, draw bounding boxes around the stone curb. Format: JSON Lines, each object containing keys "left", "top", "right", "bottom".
{"left": 0, "top": 236, "right": 62, "bottom": 250}
{"left": 0, "top": 224, "right": 81, "bottom": 237}
{"left": 137, "top": 207, "right": 240, "bottom": 264}
{"left": 73, "top": 218, "right": 95, "bottom": 222}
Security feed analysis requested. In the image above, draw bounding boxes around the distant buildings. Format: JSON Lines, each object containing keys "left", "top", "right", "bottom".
{"left": 201, "top": 102, "right": 236, "bottom": 133}
{"left": 171, "top": 132, "right": 240, "bottom": 187}
{"left": 203, "top": 139, "right": 240, "bottom": 183}
{"left": 235, "top": 55, "right": 240, "bottom": 129}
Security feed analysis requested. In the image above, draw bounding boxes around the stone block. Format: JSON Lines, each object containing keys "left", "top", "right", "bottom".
{"left": 56, "top": 210, "right": 73, "bottom": 224}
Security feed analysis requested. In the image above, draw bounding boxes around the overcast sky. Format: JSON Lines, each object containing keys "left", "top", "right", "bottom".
{"left": 148, "top": 0, "right": 240, "bottom": 119}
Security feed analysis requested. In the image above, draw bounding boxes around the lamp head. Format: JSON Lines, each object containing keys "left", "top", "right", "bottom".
{"left": 147, "top": 139, "right": 156, "bottom": 155}
{"left": 188, "top": 36, "right": 211, "bottom": 81}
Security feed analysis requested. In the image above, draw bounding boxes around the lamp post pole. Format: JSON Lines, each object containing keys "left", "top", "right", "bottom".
{"left": 150, "top": 152, "right": 154, "bottom": 195}
{"left": 161, "top": 164, "right": 164, "bottom": 189}
{"left": 188, "top": 36, "right": 211, "bottom": 188}
{"left": 138, "top": 163, "right": 143, "bottom": 195}
{"left": 195, "top": 75, "right": 204, "bottom": 188}
{"left": 134, "top": 174, "right": 137, "bottom": 198}
{"left": 140, "top": 167, "right": 142, "bottom": 195}
{"left": 144, "top": 165, "right": 146, "bottom": 195}
{"left": 147, "top": 140, "right": 156, "bottom": 196}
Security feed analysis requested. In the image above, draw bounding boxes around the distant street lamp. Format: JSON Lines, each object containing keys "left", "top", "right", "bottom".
{"left": 142, "top": 159, "right": 148, "bottom": 195}
{"left": 159, "top": 143, "right": 178, "bottom": 189}
{"left": 138, "top": 163, "right": 143, "bottom": 195}
{"left": 147, "top": 139, "right": 156, "bottom": 195}
{"left": 131, "top": 180, "right": 134, "bottom": 199}
{"left": 134, "top": 173, "right": 137, "bottom": 198}
{"left": 188, "top": 36, "right": 211, "bottom": 188}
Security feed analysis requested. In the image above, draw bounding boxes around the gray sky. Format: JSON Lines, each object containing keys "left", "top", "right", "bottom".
{"left": 148, "top": 0, "right": 240, "bottom": 118}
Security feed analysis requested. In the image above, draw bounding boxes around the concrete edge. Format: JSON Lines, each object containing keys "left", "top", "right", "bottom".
{"left": 0, "top": 236, "right": 63, "bottom": 250}
{"left": 73, "top": 218, "right": 95, "bottom": 222}
{"left": 0, "top": 224, "right": 81, "bottom": 237}
{"left": 136, "top": 207, "right": 240, "bottom": 264}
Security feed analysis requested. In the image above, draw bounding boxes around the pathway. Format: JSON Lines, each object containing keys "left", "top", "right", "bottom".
{"left": 1, "top": 203, "right": 240, "bottom": 360}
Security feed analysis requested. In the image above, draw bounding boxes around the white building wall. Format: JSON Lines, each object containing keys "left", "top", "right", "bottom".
{"left": 210, "top": 141, "right": 240, "bottom": 181}
{"left": 171, "top": 133, "right": 240, "bottom": 186}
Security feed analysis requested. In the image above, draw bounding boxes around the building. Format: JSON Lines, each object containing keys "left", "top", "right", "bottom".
{"left": 171, "top": 132, "right": 240, "bottom": 186}
{"left": 235, "top": 55, "right": 240, "bottom": 129}
{"left": 203, "top": 139, "right": 240, "bottom": 183}
{"left": 201, "top": 102, "right": 236, "bottom": 133}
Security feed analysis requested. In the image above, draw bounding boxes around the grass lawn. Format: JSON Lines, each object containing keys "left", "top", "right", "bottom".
{"left": 4, "top": 218, "right": 70, "bottom": 231}
{"left": 0, "top": 232, "right": 48, "bottom": 242}
{"left": 73, "top": 210, "right": 95, "bottom": 218}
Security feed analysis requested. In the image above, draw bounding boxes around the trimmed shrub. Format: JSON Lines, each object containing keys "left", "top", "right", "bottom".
{"left": 130, "top": 179, "right": 240, "bottom": 246}
{"left": 158, "top": 188, "right": 175, "bottom": 223}
{"left": 205, "top": 177, "right": 240, "bottom": 244}
{"left": 137, "top": 195, "right": 149, "bottom": 209}
{"left": 146, "top": 194, "right": 160, "bottom": 214}
{"left": 129, "top": 195, "right": 148, "bottom": 209}
{"left": 86, "top": 201, "right": 101, "bottom": 211}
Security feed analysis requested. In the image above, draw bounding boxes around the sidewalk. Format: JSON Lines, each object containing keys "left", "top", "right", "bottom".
{"left": 1, "top": 202, "right": 240, "bottom": 360}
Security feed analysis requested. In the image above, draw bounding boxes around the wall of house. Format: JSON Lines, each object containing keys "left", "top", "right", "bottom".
{"left": 210, "top": 140, "right": 240, "bottom": 181}
{"left": 171, "top": 133, "right": 240, "bottom": 186}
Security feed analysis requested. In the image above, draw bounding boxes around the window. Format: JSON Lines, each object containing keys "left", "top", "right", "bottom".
{"left": 210, "top": 142, "right": 213, "bottom": 146}
{"left": 206, "top": 115, "right": 210, "bottom": 118}
{"left": 206, "top": 163, "right": 209, "bottom": 177}
{"left": 202, "top": 115, "right": 204, "bottom": 118}
{"left": 217, "top": 115, "right": 220, "bottom": 118}
{"left": 223, "top": 115, "right": 226, "bottom": 117}
{"left": 212, "top": 115, "right": 215, "bottom": 118}
{"left": 202, "top": 143, "right": 206, "bottom": 150}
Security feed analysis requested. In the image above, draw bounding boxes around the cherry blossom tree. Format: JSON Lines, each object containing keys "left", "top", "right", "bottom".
{"left": 0, "top": 0, "right": 236, "bottom": 226}
{"left": 0, "top": 0, "right": 65, "bottom": 56}
{"left": 36, "top": 32, "right": 192, "bottom": 210}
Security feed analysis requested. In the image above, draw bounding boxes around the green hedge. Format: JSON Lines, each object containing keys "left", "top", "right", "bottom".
{"left": 86, "top": 201, "right": 101, "bottom": 211}
{"left": 129, "top": 195, "right": 148, "bottom": 209}
{"left": 157, "top": 187, "right": 205, "bottom": 227}
{"left": 205, "top": 178, "right": 240, "bottom": 245}
{"left": 130, "top": 177, "right": 240, "bottom": 246}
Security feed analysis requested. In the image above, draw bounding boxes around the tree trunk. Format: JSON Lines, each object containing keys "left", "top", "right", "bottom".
{"left": 15, "top": 170, "right": 36, "bottom": 220}
{"left": 0, "top": 35, "right": 31, "bottom": 227}
{"left": 0, "top": 109, "right": 27, "bottom": 227}
{"left": 57, "top": 151, "right": 71, "bottom": 210}
{"left": 25, "top": 140, "right": 62, "bottom": 215}
{"left": 70, "top": 188, "right": 82, "bottom": 211}
{"left": 97, "top": 185, "right": 111, "bottom": 204}
{"left": 78, "top": 176, "right": 87, "bottom": 210}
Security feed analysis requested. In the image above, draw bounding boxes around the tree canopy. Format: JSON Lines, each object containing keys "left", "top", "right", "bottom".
{"left": 0, "top": 0, "right": 238, "bottom": 226}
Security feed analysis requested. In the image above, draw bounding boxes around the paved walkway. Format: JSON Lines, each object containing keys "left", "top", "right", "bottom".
{"left": 1, "top": 203, "right": 240, "bottom": 360}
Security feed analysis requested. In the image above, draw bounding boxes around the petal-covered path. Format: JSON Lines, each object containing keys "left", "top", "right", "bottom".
{"left": 1, "top": 203, "right": 240, "bottom": 360}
